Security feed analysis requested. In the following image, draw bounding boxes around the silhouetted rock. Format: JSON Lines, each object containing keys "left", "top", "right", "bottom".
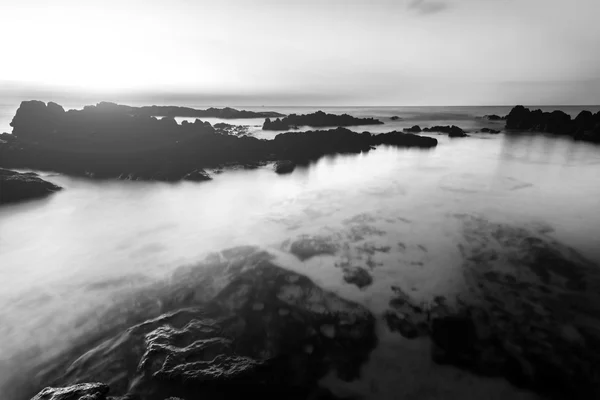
{"left": 505, "top": 105, "right": 600, "bottom": 142}
{"left": 274, "top": 160, "right": 296, "bottom": 174}
{"left": 390, "top": 116, "right": 401, "bottom": 121}
{"left": 483, "top": 114, "right": 505, "bottom": 121}
{"left": 0, "top": 102, "right": 436, "bottom": 181}
{"left": 213, "top": 122, "right": 251, "bottom": 136}
{"left": 423, "top": 125, "right": 467, "bottom": 137}
{"left": 403, "top": 125, "right": 422, "bottom": 133}
{"left": 480, "top": 128, "right": 501, "bottom": 134}
{"left": 262, "top": 111, "right": 383, "bottom": 130}
{"left": 25, "top": 247, "right": 376, "bottom": 400}
{"left": 0, "top": 169, "right": 62, "bottom": 205}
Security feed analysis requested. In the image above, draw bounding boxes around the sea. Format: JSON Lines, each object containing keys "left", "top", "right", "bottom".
{"left": 1, "top": 101, "right": 600, "bottom": 399}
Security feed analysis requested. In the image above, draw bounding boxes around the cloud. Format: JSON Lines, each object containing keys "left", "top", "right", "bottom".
{"left": 408, "top": 0, "right": 450, "bottom": 15}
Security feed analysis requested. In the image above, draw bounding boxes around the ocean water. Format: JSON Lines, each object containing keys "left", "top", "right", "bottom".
{"left": 1, "top": 101, "right": 600, "bottom": 399}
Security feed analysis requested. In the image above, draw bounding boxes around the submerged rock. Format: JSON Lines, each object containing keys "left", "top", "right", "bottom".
{"left": 483, "top": 114, "right": 506, "bottom": 121}
{"left": 0, "top": 169, "right": 62, "bottom": 205}
{"left": 289, "top": 235, "right": 338, "bottom": 261}
{"left": 23, "top": 247, "right": 376, "bottom": 400}
{"left": 390, "top": 116, "right": 401, "bottom": 121}
{"left": 262, "top": 111, "right": 383, "bottom": 130}
{"left": 342, "top": 267, "right": 373, "bottom": 289}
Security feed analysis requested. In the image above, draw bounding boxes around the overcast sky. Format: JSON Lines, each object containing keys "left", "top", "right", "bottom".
{"left": 1, "top": 0, "right": 599, "bottom": 105}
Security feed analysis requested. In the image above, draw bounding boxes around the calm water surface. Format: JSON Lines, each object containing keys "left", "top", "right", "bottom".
{"left": 1, "top": 104, "right": 600, "bottom": 399}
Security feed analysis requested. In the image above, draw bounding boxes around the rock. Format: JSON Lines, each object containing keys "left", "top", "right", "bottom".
{"left": 0, "top": 169, "right": 62, "bottom": 205}
{"left": 182, "top": 169, "right": 212, "bottom": 182}
{"left": 423, "top": 125, "right": 467, "bottom": 137}
{"left": 289, "top": 235, "right": 338, "bottom": 261}
{"left": 505, "top": 105, "right": 600, "bottom": 142}
{"left": 31, "top": 383, "right": 109, "bottom": 400}
{"left": 483, "top": 114, "right": 505, "bottom": 121}
{"left": 390, "top": 116, "right": 401, "bottom": 121}
{"left": 480, "top": 128, "right": 501, "bottom": 134}
{"left": 274, "top": 160, "right": 296, "bottom": 174}
{"left": 213, "top": 123, "right": 251, "bottom": 136}
{"left": 403, "top": 125, "right": 422, "bottom": 133}
{"left": 262, "top": 111, "right": 383, "bottom": 130}
{"left": 0, "top": 102, "right": 436, "bottom": 181}
{"left": 25, "top": 247, "right": 376, "bottom": 400}
{"left": 342, "top": 267, "right": 373, "bottom": 289}
{"left": 384, "top": 311, "right": 421, "bottom": 339}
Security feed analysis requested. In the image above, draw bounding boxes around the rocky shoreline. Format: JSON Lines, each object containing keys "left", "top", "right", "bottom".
{"left": 262, "top": 111, "right": 383, "bottom": 130}
{"left": 0, "top": 101, "right": 436, "bottom": 182}
{"left": 0, "top": 169, "right": 61, "bottom": 205}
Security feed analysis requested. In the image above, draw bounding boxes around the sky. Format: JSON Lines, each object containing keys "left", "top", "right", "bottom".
{"left": 0, "top": 0, "right": 599, "bottom": 106}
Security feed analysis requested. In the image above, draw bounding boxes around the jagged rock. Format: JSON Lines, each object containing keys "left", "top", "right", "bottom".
{"left": 213, "top": 123, "right": 251, "bottom": 137}
{"left": 21, "top": 247, "right": 376, "bottom": 400}
{"left": 31, "top": 383, "right": 109, "bottom": 400}
{"left": 342, "top": 267, "right": 373, "bottom": 289}
{"left": 505, "top": 105, "right": 600, "bottom": 142}
{"left": 0, "top": 102, "right": 437, "bottom": 181}
{"left": 274, "top": 160, "right": 296, "bottom": 174}
{"left": 182, "top": 169, "right": 212, "bottom": 182}
{"left": 480, "top": 128, "right": 501, "bottom": 134}
{"left": 262, "top": 111, "right": 383, "bottom": 130}
{"left": 403, "top": 125, "right": 422, "bottom": 133}
{"left": 423, "top": 125, "right": 467, "bottom": 137}
{"left": 0, "top": 169, "right": 62, "bottom": 205}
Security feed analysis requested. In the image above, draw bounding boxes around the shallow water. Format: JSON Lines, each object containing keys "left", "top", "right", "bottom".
{"left": 1, "top": 104, "right": 600, "bottom": 399}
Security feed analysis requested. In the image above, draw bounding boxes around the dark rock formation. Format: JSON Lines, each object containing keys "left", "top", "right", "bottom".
{"left": 274, "top": 160, "right": 296, "bottom": 174}
{"left": 390, "top": 116, "right": 401, "bottom": 121}
{"left": 262, "top": 111, "right": 383, "bottom": 130}
{"left": 82, "top": 102, "right": 284, "bottom": 119}
{"left": 0, "top": 102, "right": 437, "bottom": 181}
{"left": 402, "top": 125, "right": 422, "bottom": 133}
{"left": 0, "top": 169, "right": 62, "bottom": 205}
{"left": 505, "top": 105, "right": 600, "bottom": 142}
{"left": 213, "top": 123, "right": 251, "bottom": 136}
{"left": 22, "top": 247, "right": 376, "bottom": 400}
{"left": 423, "top": 125, "right": 468, "bottom": 137}
{"left": 483, "top": 114, "right": 505, "bottom": 121}
{"left": 480, "top": 128, "right": 501, "bottom": 134}
{"left": 289, "top": 235, "right": 339, "bottom": 261}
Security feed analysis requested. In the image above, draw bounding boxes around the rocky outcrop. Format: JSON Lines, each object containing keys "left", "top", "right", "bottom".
{"left": 262, "top": 111, "right": 383, "bottom": 130}
{"left": 483, "top": 114, "right": 505, "bottom": 121}
{"left": 81, "top": 102, "right": 284, "bottom": 119}
{"left": 423, "top": 125, "right": 468, "bottom": 137}
{"left": 479, "top": 128, "right": 501, "bottom": 134}
{"left": 505, "top": 105, "right": 600, "bottom": 142}
{"left": 30, "top": 383, "right": 109, "bottom": 400}
{"left": 182, "top": 169, "right": 211, "bottom": 182}
{"left": 21, "top": 247, "right": 376, "bottom": 400}
{"left": 403, "top": 125, "right": 422, "bottom": 133}
{"left": 0, "top": 102, "right": 436, "bottom": 181}
{"left": 213, "top": 123, "right": 251, "bottom": 136}
{"left": 274, "top": 160, "right": 296, "bottom": 174}
{"left": 390, "top": 116, "right": 401, "bottom": 121}
{"left": 0, "top": 169, "right": 62, "bottom": 205}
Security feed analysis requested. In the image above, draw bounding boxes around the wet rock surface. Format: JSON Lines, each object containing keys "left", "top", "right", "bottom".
{"left": 20, "top": 247, "right": 376, "bottom": 400}
{"left": 274, "top": 160, "right": 296, "bottom": 174}
{"left": 384, "top": 215, "right": 600, "bottom": 399}
{"left": 423, "top": 125, "right": 468, "bottom": 137}
{"left": 480, "top": 128, "right": 501, "bottom": 134}
{"left": 0, "top": 168, "right": 62, "bottom": 205}
{"left": 0, "top": 102, "right": 436, "bottom": 181}
{"left": 262, "top": 111, "right": 383, "bottom": 130}
{"left": 213, "top": 123, "right": 252, "bottom": 136}
{"left": 181, "top": 169, "right": 212, "bottom": 182}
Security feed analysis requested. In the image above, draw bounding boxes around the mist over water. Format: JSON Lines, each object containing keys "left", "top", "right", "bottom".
{"left": 1, "top": 104, "right": 600, "bottom": 399}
